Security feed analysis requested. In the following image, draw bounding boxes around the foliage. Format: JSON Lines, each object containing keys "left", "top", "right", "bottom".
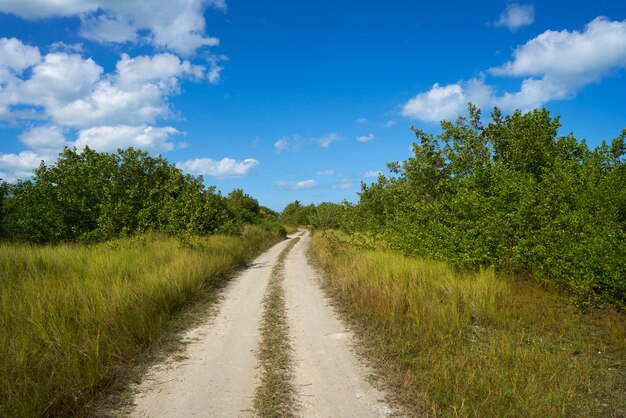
{"left": 280, "top": 200, "right": 316, "bottom": 226}
{"left": 0, "top": 147, "right": 282, "bottom": 243}
{"left": 280, "top": 200, "right": 348, "bottom": 230}
{"left": 311, "top": 231, "right": 626, "bottom": 417}
{"left": 0, "top": 181, "right": 6, "bottom": 237}
{"left": 0, "top": 227, "right": 283, "bottom": 417}
{"left": 333, "top": 105, "right": 625, "bottom": 308}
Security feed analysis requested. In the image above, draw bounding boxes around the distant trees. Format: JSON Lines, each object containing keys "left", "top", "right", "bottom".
{"left": 299, "top": 104, "right": 626, "bottom": 308}
{"left": 0, "top": 147, "right": 282, "bottom": 243}
{"left": 279, "top": 200, "right": 347, "bottom": 230}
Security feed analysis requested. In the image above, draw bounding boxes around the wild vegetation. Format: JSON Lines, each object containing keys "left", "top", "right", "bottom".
{"left": 0, "top": 228, "right": 283, "bottom": 417}
{"left": 0, "top": 147, "right": 283, "bottom": 243}
{"left": 312, "top": 231, "right": 626, "bottom": 416}
{"left": 285, "top": 105, "right": 626, "bottom": 309}
{"left": 283, "top": 105, "right": 626, "bottom": 415}
{"left": 0, "top": 147, "right": 286, "bottom": 417}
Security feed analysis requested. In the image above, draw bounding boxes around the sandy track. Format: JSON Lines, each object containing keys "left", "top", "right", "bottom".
{"left": 129, "top": 230, "right": 393, "bottom": 417}
{"left": 284, "top": 231, "right": 393, "bottom": 417}
{"left": 130, "top": 238, "right": 291, "bottom": 418}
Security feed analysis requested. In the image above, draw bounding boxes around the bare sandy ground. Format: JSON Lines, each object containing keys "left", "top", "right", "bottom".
{"left": 129, "top": 230, "right": 394, "bottom": 417}
{"left": 283, "top": 231, "right": 393, "bottom": 417}
{"left": 130, "top": 238, "right": 291, "bottom": 418}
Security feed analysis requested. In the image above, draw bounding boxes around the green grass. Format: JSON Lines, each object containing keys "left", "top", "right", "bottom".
{"left": 0, "top": 226, "right": 283, "bottom": 418}
{"left": 254, "top": 237, "right": 300, "bottom": 418}
{"left": 311, "top": 231, "right": 626, "bottom": 417}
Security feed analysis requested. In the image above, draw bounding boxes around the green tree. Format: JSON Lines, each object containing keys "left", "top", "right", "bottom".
{"left": 343, "top": 103, "right": 626, "bottom": 308}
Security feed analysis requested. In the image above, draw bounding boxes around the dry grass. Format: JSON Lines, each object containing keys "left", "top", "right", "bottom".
{"left": 311, "top": 230, "right": 626, "bottom": 417}
{"left": 254, "top": 237, "right": 300, "bottom": 417}
{"left": 0, "top": 226, "right": 283, "bottom": 418}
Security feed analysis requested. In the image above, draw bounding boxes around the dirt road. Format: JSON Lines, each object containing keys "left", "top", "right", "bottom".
{"left": 130, "top": 230, "right": 393, "bottom": 417}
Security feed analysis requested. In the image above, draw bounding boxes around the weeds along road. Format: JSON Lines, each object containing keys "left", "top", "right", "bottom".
{"left": 130, "top": 230, "right": 393, "bottom": 417}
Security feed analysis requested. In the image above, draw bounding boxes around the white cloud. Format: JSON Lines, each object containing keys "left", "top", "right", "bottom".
{"left": 1, "top": 41, "right": 206, "bottom": 129}
{"left": 19, "top": 125, "right": 70, "bottom": 153}
{"left": 316, "top": 169, "right": 335, "bottom": 176}
{"left": 386, "top": 120, "right": 397, "bottom": 127}
{"left": 0, "top": 0, "right": 225, "bottom": 56}
{"left": 491, "top": 17, "right": 626, "bottom": 80}
{"left": 402, "top": 78, "right": 494, "bottom": 122}
{"left": 177, "top": 157, "right": 259, "bottom": 178}
{"left": 356, "top": 133, "right": 376, "bottom": 142}
{"left": 274, "top": 133, "right": 341, "bottom": 152}
{"left": 19, "top": 53, "right": 104, "bottom": 108}
{"left": 74, "top": 125, "right": 182, "bottom": 152}
{"left": 49, "top": 41, "right": 85, "bottom": 54}
{"left": 0, "top": 150, "right": 54, "bottom": 182}
{"left": 363, "top": 170, "right": 382, "bottom": 178}
{"left": 332, "top": 179, "right": 353, "bottom": 190}
{"left": 402, "top": 17, "right": 626, "bottom": 120}
{"left": 496, "top": 77, "right": 570, "bottom": 111}
{"left": 115, "top": 53, "right": 204, "bottom": 88}
{"left": 493, "top": 3, "right": 535, "bottom": 31}
{"left": 0, "top": 37, "right": 41, "bottom": 74}
{"left": 355, "top": 117, "right": 368, "bottom": 125}
{"left": 273, "top": 179, "right": 318, "bottom": 190}
{"left": 492, "top": 17, "right": 626, "bottom": 110}
{"left": 318, "top": 132, "right": 340, "bottom": 148}
{"left": 274, "top": 138, "right": 289, "bottom": 153}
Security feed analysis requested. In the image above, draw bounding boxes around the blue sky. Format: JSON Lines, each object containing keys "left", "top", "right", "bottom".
{"left": 0, "top": 1, "right": 625, "bottom": 211}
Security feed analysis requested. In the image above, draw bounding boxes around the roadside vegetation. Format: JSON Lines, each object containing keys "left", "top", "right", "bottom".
{"left": 312, "top": 231, "right": 626, "bottom": 416}
{"left": 284, "top": 104, "right": 626, "bottom": 415}
{"left": 0, "top": 147, "right": 286, "bottom": 417}
{"left": 284, "top": 105, "right": 626, "bottom": 309}
{"left": 0, "top": 228, "right": 283, "bottom": 417}
{"left": 254, "top": 237, "right": 300, "bottom": 417}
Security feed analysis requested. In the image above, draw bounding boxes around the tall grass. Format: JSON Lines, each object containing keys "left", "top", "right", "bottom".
{"left": 0, "top": 226, "right": 283, "bottom": 417}
{"left": 311, "top": 231, "right": 626, "bottom": 417}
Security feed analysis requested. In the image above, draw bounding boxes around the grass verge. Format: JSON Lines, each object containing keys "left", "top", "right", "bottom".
{"left": 311, "top": 230, "right": 626, "bottom": 417}
{"left": 0, "top": 226, "right": 284, "bottom": 418}
{"left": 254, "top": 237, "right": 300, "bottom": 417}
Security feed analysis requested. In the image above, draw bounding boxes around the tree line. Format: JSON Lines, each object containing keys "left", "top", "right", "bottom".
{"left": 282, "top": 105, "right": 626, "bottom": 309}
{"left": 0, "top": 147, "right": 282, "bottom": 243}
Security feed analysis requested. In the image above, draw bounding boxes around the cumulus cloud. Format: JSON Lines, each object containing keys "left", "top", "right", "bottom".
{"left": 0, "top": 37, "right": 41, "bottom": 74}
{"left": 0, "top": 40, "right": 207, "bottom": 129}
{"left": 74, "top": 125, "right": 182, "bottom": 152}
{"left": 0, "top": 0, "right": 224, "bottom": 55}
{"left": 318, "top": 132, "right": 340, "bottom": 148}
{"left": 363, "top": 170, "right": 383, "bottom": 178}
{"left": 492, "top": 17, "right": 626, "bottom": 110}
{"left": 0, "top": 38, "right": 213, "bottom": 181}
{"left": 177, "top": 157, "right": 259, "bottom": 178}
{"left": 491, "top": 17, "right": 626, "bottom": 80}
{"left": 273, "top": 179, "right": 318, "bottom": 190}
{"left": 0, "top": 151, "right": 54, "bottom": 182}
{"left": 356, "top": 133, "right": 376, "bottom": 142}
{"left": 0, "top": 124, "right": 184, "bottom": 181}
{"left": 402, "top": 78, "right": 494, "bottom": 122}
{"left": 402, "top": 17, "right": 626, "bottom": 121}
{"left": 493, "top": 3, "right": 535, "bottom": 31}
{"left": 274, "top": 138, "right": 290, "bottom": 153}
{"left": 19, "top": 125, "right": 70, "bottom": 153}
